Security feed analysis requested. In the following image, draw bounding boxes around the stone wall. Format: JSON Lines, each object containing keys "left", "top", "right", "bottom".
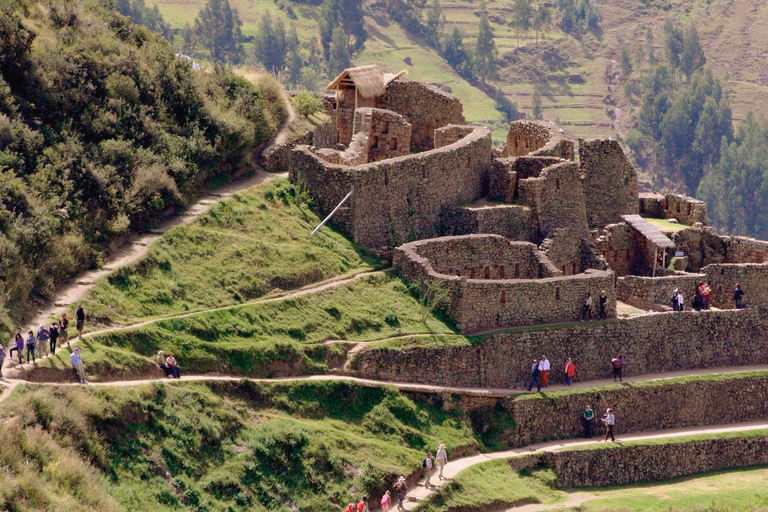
{"left": 260, "top": 120, "right": 335, "bottom": 173}
{"left": 511, "top": 373, "right": 768, "bottom": 447}
{"left": 703, "top": 263, "right": 768, "bottom": 310}
{"left": 336, "top": 91, "right": 356, "bottom": 145}
{"left": 501, "top": 120, "right": 553, "bottom": 157}
{"left": 674, "top": 227, "right": 768, "bottom": 271}
{"left": 639, "top": 192, "right": 707, "bottom": 225}
{"left": 617, "top": 272, "right": 704, "bottom": 309}
{"left": 350, "top": 308, "right": 765, "bottom": 388}
{"left": 487, "top": 156, "right": 565, "bottom": 202}
{"left": 290, "top": 125, "right": 492, "bottom": 249}
{"left": 578, "top": 139, "right": 639, "bottom": 228}
{"left": 353, "top": 107, "right": 412, "bottom": 163}
{"left": 434, "top": 125, "right": 476, "bottom": 149}
{"left": 596, "top": 222, "right": 659, "bottom": 277}
{"left": 549, "top": 434, "right": 768, "bottom": 488}
{"left": 439, "top": 203, "right": 533, "bottom": 241}
{"left": 376, "top": 79, "right": 465, "bottom": 152}
{"left": 518, "top": 162, "right": 590, "bottom": 240}
{"left": 394, "top": 235, "right": 615, "bottom": 333}
{"left": 541, "top": 228, "right": 606, "bottom": 276}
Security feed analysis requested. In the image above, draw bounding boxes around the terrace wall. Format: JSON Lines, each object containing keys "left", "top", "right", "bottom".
{"left": 617, "top": 272, "right": 705, "bottom": 309}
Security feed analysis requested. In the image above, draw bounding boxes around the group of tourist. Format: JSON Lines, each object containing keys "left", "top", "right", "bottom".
{"left": 672, "top": 282, "right": 747, "bottom": 311}
{"left": 581, "top": 290, "right": 608, "bottom": 322}
{"left": 156, "top": 350, "right": 182, "bottom": 378}
{"left": 1, "top": 305, "right": 89, "bottom": 382}
{"left": 581, "top": 405, "right": 616, "bottom": 442}
{"left": 527, "top": 354, "right": 625, "bottom": 391}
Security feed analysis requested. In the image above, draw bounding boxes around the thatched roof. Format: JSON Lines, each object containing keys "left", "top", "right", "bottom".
{"left": 325, "top": 65, "right": 407, "bottom": 99}
{"left": 621, "top": 215, "right": 676, "bottom": 249}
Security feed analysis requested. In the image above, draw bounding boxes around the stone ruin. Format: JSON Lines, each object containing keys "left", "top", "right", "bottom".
{"left": 280, "top": 65, "right": 768, "bottom": 330}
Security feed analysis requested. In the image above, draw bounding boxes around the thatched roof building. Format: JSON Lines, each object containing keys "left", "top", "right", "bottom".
{"left": 326, "top": 65, "right": 406, "bottom": 101}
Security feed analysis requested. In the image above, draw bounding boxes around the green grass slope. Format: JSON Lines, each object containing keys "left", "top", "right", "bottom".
{"left": 81, "top": 179, "right": 380, "bottom": 326}
{"left": 0, "top": 380, "right": 514, "bottom": 511}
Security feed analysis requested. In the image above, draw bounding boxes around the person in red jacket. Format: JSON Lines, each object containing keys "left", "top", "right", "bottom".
{"left": 563, "top": 358, "right": 576, "bottom": 386}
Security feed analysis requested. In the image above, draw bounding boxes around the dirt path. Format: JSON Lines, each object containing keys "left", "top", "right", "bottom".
{"left": 502, "top": 492, "right": 596, "bottom": 511}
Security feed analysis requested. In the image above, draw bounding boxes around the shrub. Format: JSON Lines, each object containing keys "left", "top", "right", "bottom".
{"left": 293, "top": 92, "right": 325, "bottom": 118}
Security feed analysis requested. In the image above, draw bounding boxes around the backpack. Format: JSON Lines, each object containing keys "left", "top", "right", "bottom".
{"left": 422, "top": 458, "right": 427, "bottom": 468}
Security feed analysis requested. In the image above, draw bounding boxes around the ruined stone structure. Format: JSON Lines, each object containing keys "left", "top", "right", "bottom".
{"left": 579, "top": 139, "right": 639, "bottom": 228}
{"left": 640, "top": 192, "right": 707, "bottom": 226}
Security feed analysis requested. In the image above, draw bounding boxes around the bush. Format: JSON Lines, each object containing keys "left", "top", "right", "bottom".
{"left": 293, "top": 92, "right": 325, "bottom": 118}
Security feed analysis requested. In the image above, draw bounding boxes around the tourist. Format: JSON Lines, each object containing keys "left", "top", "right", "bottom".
{"left": 0, "top": 344, "right": 5, "bottom": 379}
{"left": 598, "top": 290, "right": 608, "bottom": 319}
{"left": 423, "top": 452, "right": 434, "bottom": 487}
{"left": 25, "top": 330, "right": 35, "bottom": 363}
{"left": 696, "top": 281, "right": 705, "bottom": 306}
{"left": 581, "top": 292, "right": 593, "bottom": 321}
{"left": 10, "top": 333, "right": 23, "bottom": 364}
{"left": 36, "top": 324, "right": 50, "bottom": 358}
{"left": 60, "top": 313, "right": 70, "bottom": 348}
{"left": 157, "top": 350, "right": 171, "bottom": 377}
{"left": 734, "top": 283, "right": 746, "bottom": 309}
{"left": 582, "top": 405, "right": 595, "bottom": 438}
{"left": 344, "top": 503, "right": 355, "bottom": 512}
{"left": 49, "top": 323, "right": 59, "bottom": 355}
{"left": 381, "top": 491, "right": 392, "bottom": 512}
{"left": 539, "top": 355, "right": 550, "bottom": 387}
{"left": 611, "top": 354, "right": 625, "bottom": 382}
{"left": 692, "top": 294, "right": 702, "bottom": 311}
{"left": 166, "top": 353, "right": 181, "bottom": 379}
{"left": 703, "top": 284, "right": 712, "bottom": 309}
{"left": 602, "top": 407, "right": 616, "bottom": 442}
{"left": 436, "top": 443, "right": 448, "bottom": 479}
{"left": 677, "top": 290, "right": 685, "bottom": 311}
{"left": 356, "top": 496, "right": 369, "bottom": 512}
{"left": 671, "top": 289, "right": 679, "bottom": 311}
{"left": 563, "top": 358, "right": 576, "bottom": 386}
{"left": 75, "top": 304, "right": 86, "bottom": 338}
{"left": 71, "top": 347, "right": 87, "bottom": 383}
{"left": 527, "top": 359, "right": 541, "bottom": 392}
{"left": 394, "top": 476, "right": 407, "bottom": 508}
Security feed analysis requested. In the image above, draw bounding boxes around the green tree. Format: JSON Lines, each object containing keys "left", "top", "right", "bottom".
{"left": 474, "top": 1, "right": 498, "bottom": 84}
{"left": 533, "top": 5, "right": 551, "bottom": 45}
{"left": 181, "top": 22, "right": 194, "bottom": 54}
{"left": 442, "top": 27, "right": 471, "bottom": 78}
{"left": 285, "top": 25, "right": 303, "bottom": 89}
{"left": 680, "top": 24, "right": 706, "bottom": 78}
{"left": 319, "top": 0, "right": 367, "bottom": 60}
{"left": 329, "top": 26, "right": 351, "bottom": 75}
{"left": 301, "top": 37, "right": 324, "bottom": 91}
{"left": 253, "top": 12, "right": 287, "bottom": 74}
{"left": 646, "top": 27, "right": 657, "bottom": 64}
{"left": 532, "top": 88, "right": 542, "bottom": 120}
{"left": 620, "top": 45, "right": 632, "bottom": 79}
{"left": 663, "top": 18, "right": 683, "bottom": 70}
{"left": 425, "top": 0, "right": 444, "bottom": 46}
{"left": 193, "top": 0, "right": 244, "bottom": 63}
{"left": 512, "top": 0, "right": 532, "bottom": 47}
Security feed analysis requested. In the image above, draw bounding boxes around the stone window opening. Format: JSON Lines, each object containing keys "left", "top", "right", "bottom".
{"left": 421, "top": 164, "right": 427, "bottom": 179}
{"left": 498, "top": 265, "right": 506, "bottom": 278}
{"left": 470, "top": 268, "right": 476, "bottom": 279}
{"left": 484, "top": 266, "right": 491, "bottom": 279}
{"left": 370, "top": 136, "right": 378, "bottom": 149}
{"left": 381, "top": 121, "right": 389, "bottom": 134}
{"left": 500, "top": 291, "right": 506, "bottom": 304}
{"left": 384, "top": 172, "right": 389, "bottom": 186}
{"left": 555, "top": 287, "right": 561, "bottom": 300}
{"left": 514, "top": 263, "right": 520, "bottom": 278}
{"left": 391, "top": 137, "right": 398, "bottom": 151}
{"left": 556, "top": 178, "right": 560, "bottom": 190}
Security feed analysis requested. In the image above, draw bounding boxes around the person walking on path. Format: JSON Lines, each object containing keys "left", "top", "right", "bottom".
{"left": 381, "top": 491, "right": 392, "bottom": 512}
{"left": 581, "top": 292, "right": 593, "bottom": 321}
{"left": 344, "top": 503, "right": 355, "bottom": 512}
{"left": 677, "top": 290, "right": 685, "bottom": 311}
{"left": 671, "top": 289, "right": 679, "bottom": 311}
{"left": 598, "top": 290, "right": 608, "bottom": 319}
{"left": 157, "top": 350, "right": 171, "bottom": 377}
{"left": 602, "top": 407, "right": 616, "bottom": 442}
{"left": 563, "top": 358, "right": 576, "bottom": 386}
{"left": 60, "top": 313, "right": 70, "bottom": 348}
{"left": 356, "top": 497, "right": 369, "bottom": 512}
{"left": 527, "top": 359, "right": 541, "bottom": 392}
{"left": 394, "top": 476, "right": 407, "bottom": 509}
{"left": 0, "top": 344, "right": 5, "bottom": 379}
{"left": 734, "top": 283, "right": 746, "bottom": 309}
{"left": 71, "top": 347, "right": 87, "bottom": 383}
{"left": 582, "top": 405, "right": 595, "bottom": 438}
{"left": 166, "top": 353, "right": 181, "bottom": 379}
{"left": 49, "top": 323, "right": 59, "bottom": 356}
{"left": 10, "top": 333, "right": 23, "bottom": 364}
{"left": 539, "top": 355, "right": 550, "bottom": 387}
{"left": 36, "top": 325, "right": 50, "bottom": 358}
{"left": 423, "top": 452, "right": 434, "bottom": 487}
{"left": 611, "top": 355, "right": 625, "bottom": 382}
{"left": 436, "top": 443, "right": 448, "bottom": 479}
{"left": 75, "top": 304, "right": 86, "bottom": 338}
{"left": 26, "top": 330, "right": 36, "bottom": 363}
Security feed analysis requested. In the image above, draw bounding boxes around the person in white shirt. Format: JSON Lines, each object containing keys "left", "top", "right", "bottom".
{"left": 581, "top": 292, "right": 593, "bottom": 321}
{"left": 436, "top": 444, "right": 448, "bottom": 479}
{"left": 677, "top": 291, "right": 685, "bottom": 311}
{"left": 538, "top": 355, "right": 551, "bottom": 387}
{"left": 602, "top": 407, "right": 615, "bottom": 442}
{"left": 423, "top": 452, "right": 434, "bottom": 487}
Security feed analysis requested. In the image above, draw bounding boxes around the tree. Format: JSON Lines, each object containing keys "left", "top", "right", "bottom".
{"left": 319, "top": 0, "right": 367, "bottom": 60}
{"left": 285, "top": 25, "right": 303, "bottom": 88}
{"left": 193, "top": 0, "right": 244, "bottom": 63}
{"left": 254, "top": 13, "right": 287, "bottom": 74}
{"left": 328, "top": 26, "right": 351, "bottom": 75}
{"left": 293, "top": 92, "right": 325, "bottom": 117}
{"left": 512, "top": 0, "right": 532, "bottom": 47}
{"left": 532, "top": 88, "right": 542, "bottom": 120}
{"left": 442, "top": 27, "right": 471, "bottom": 78}
{"left": 646, "top": 27, "right": 657, "bottom": 64}
{"left": 620, "top": 45, "right": 632, "bottom": 79}
{"left": 180, "top": 23, "right": 194, "bottom": 54}
{"left": 474, "top": 1, "right": 498, "bottom": 84}
{"left": 533, "top": 5, "right": 551, "bottom": 45}
{"left": 301, "top": 37, "right": 324, "bottom": 91}
{"left": 663, "top": 18, "right": 683, "bottom": 70}
{"left": 425, "top": 0, "right": 444, "bottom": 47}
{"left": 680, "top": 24, "right": 706, "bottom": 78}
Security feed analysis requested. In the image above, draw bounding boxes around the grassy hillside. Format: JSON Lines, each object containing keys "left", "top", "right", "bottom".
{"left": 0, "top": 380, "right": 513, "bottom": 511}
{"left": 0, "top": 0, "right": 287, "bottom": 335}
{"left": 81, "top": 179, "right": 380, "bottom": 326}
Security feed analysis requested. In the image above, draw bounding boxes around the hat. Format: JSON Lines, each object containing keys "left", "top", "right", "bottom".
{"left": 606, "top": 407, "right": 612, "bottom": 412}
{"left": 439, "top": 443, "right": 445, "bottom": 449}
{"left": 75, "top": 347, "right": 81, "bottom": 352}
